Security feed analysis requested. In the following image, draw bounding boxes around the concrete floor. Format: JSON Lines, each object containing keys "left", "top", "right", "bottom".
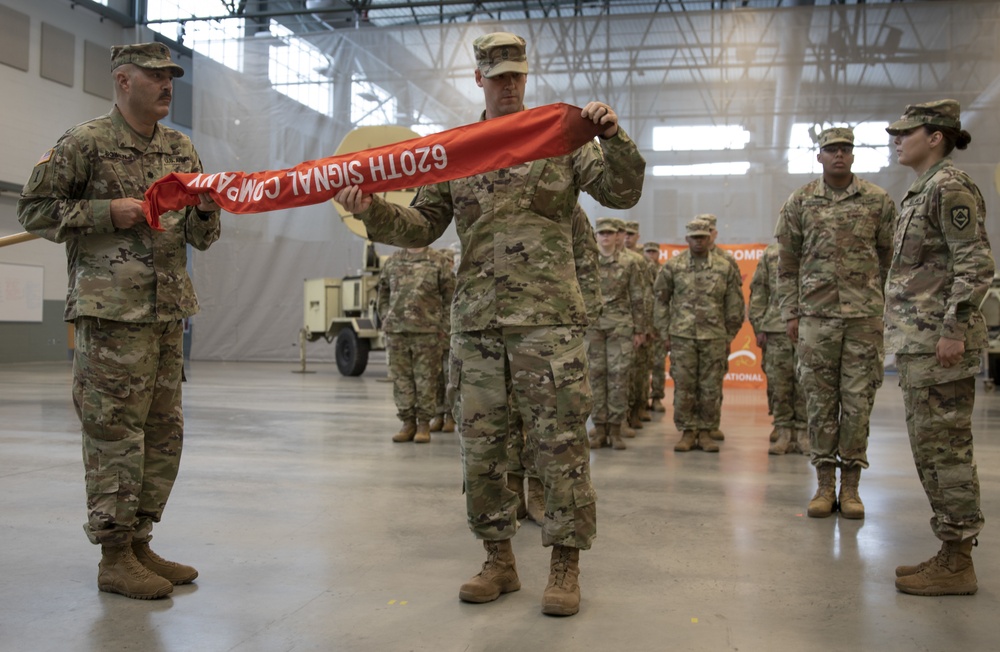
{"left": 1, "top": 358, "right": 997, "bottom": 652}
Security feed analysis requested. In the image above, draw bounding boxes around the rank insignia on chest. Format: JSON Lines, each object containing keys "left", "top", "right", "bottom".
{"left": 951, "top": 206, "right": 971, "bottom": 230}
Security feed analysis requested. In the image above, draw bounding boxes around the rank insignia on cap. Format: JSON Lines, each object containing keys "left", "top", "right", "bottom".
{"left": 951, "top": 206, "right": 971, "bottom": 230}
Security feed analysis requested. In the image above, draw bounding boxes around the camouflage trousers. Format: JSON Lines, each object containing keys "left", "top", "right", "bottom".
{"left": 762, "top": 332, "right": 806, "bottom": 429}
{"left": 797, "top": 316, "right": 883, "bottom": 469}
{"left": 506, "top": 391, "right": 539, "bottom": 479}
{"left": 386, "top": 332, "right": 442, "bottom": 423}
{"left": 629, "top": 338, "right": 651, "bottom": 411}
{"left": 649, "top": 337, "right": 667, "bottom": 400}
{"left": 450, "top": 326, "right": 596, "bottom": 549}
{"left": 897, "top": 352, "right": 984, "bottom": 542}
{"left": 435, "top": 343, "right": 451, "bottom": 416}
{"left": 73, "top": 317, "right": 184, "bottom": 546}
{"left": 586, "top": 326, "right": 635, "bottom": 425}
{"left": 669, "top": 336, "right": 728, "bottom": 431}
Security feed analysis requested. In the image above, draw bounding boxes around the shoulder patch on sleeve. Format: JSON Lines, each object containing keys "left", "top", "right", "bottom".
{"left": 950, "top": 205, "right": 971, "bottom": 231}
{"left": 940, "top": 186, "right": 978, "bottom": 242}
{"left": 36, "top": 149, "right": 53, "bottom": 165}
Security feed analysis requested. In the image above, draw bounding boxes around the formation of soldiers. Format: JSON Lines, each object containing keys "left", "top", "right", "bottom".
{"left": 373, "top": 115, "right": 992, "bottom": 602}
{"left": 379, "top": 211, "right": 750, "bottom": 459}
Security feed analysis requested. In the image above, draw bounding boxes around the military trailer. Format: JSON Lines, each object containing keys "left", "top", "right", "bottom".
{"left": 301, "top": 243, "right": 385, "bottom": 376}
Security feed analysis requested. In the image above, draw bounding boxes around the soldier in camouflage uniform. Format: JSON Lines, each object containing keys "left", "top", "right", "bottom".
{"left": 587, "top": 217, "right": 647, "bottom": 450}
{"left": 429, "top": 248, "right": 457, "bottom": 434}
{"left": 696, "top": 213, "right": 739, "bottom": 442}
{"left": 749, "top": 242, "right": 807, "bottom": 455}
{"left": 377, "top": 246, "right": 455, "bottom": 443}
{"left": 623, "top": 221, "right": 654, "bottom": 428}
{"left": 17, "top": 43, "right": 221, "bottom": 600}
{"left": 775, "top": 127, "right": 897, "bottom": 520}
{"left": 885, "top": 100, "right": 993, "bottom": 596}
{"left": 642, "top": 241, "right": 667, "bottom": 412}
{"left": 654, "top": 219, "right": 744, "bottom": 453}
{"left": 335, "top": 32, "right": 644, "bottom": 617}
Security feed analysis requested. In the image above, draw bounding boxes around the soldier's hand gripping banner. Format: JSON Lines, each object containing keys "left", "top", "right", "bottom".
{"left": 141, "top": 103, "right": 604, "bottom": 229}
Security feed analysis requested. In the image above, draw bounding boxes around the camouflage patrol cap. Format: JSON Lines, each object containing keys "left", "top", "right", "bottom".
{"left": 611, "top": 217, "right": 627, "bottom": 231}
{"left": 694, "top": 213, "right": 718, "bottom": 228}
{"left": 473, "top": 32, "right": 528, "bottom": 78}
{"left": 111, "top": 42, "right": 185, "bottom": 77}
{"left": 643, "top": 241, "right": 661, "bottom": 252}
{"left": 686, "top": 219, "right": 712, "bottom": 237}
{"left": 818, "top": 127, "right": 854, "bottom": 148}
{"left": 624, "top": 220, "right": 639, "bottom": 235}
{"left": 886, "top": 99, "right": 961, "bottom": 135}
{"left": 595, "top": 217, "right": 617, "bottom": 233}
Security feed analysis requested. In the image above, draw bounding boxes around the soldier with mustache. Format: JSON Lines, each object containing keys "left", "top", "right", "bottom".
{"left": 18, "top": 43, "right": 221, "bottom": 600}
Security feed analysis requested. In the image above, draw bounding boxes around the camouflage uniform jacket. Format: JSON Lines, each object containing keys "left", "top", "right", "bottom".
{"left": 713, "top": 245, "right": 741, "bottom": 276}
{"left": 885, "top": 158, "right": 994, "bottom": 354}
{"left": 594, "top": 250, "right": 647, "bottom": 333}
{"left": 642, "top": 254, "right": 662, "bottom": 334}
{"left": 376, "top": 248, "right": 455, "bottom": 334}
{"left": 571, "top": 204, "right": 603, "bottom": 326}
{"left": 17, "top": 107, "right": 220, "bottom": 322}
{"left": 654, "top": 249, "right": 744, "bottom": 341}
{"left": 357, "top": 122, "right": 645, "bottom": 333}
{"left": 775, "top": 175, "right": 896, "bottom": 321}
{"left": 748, "top": 242, "right": 784, "bottom": 334}
{"left": 623, "top": 247, "right": 653, "bottom": 331}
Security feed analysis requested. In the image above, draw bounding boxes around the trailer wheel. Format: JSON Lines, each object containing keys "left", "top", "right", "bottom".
{"left": 335, "top": 327, "right": 369, "bottom": 376}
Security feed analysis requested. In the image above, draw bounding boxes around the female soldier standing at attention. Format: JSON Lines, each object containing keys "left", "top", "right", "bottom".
{"left": 884, "top": 99, "right": 994, "bottom": 596}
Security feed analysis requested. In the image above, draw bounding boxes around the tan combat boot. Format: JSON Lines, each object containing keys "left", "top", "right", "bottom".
{"left": 458, "top": 539, "right": 520, "bottom": 603}
{"left": 768, "top": 427, "right": 793, "bottom": 455}
{"left": 807, "top": 464, "right": 838, "bottom": 518}
{"left": 428, "top": 415, "right": 444, "bottom": 432}
{"left": 697, "top": 430, "right": 720, "bottom": 453}
{"left": 132, "top": 538, "right": 198, "bottom": 585}
{"left": 525, "top": 476, "right": 545, "bottom": 524}
{"left": 542, "top": 545, "right": 581, "bottom": 616}
{"left": 621, "top": 421, "right": 636, "bottom": 438}
{"left": 628, "top": 405, "right": 644, "bottom": 430}
{"left": 895, "top": 539, "right": 978, "bottom": 596}
{"left": 896, "top": 541, "right": 948, "bottom": 577}
{"left": 795, "top": 428, "right": 811, "bottom": 455}
{"left": 508, "top": 472, "right": 527, "bottom": 520}
{"left": 639, "top": 407, "right": 651, "bottom": 422}
{"left": 588, "top": 423, "right": 607, "bottom": 449}
{"left": 609, "top": 423, "right": 627, "bottom": 450}
{"left": 707, "top": 428, "right": 725, "bottom": 441}
{"left": 650, "top": 399, "right": 666, "bottom": 412}
{"left": 98, "top": 544, "right": 173, "bottom": 599}
{"left": 392, "top": 420, "right": 417, "bottom": 442}
{"left": 838, "top": 465, "right": 865, "bottom": 519}
{"left": 414, "top": 420, "right": 432, "bottom": 443}
{"left": 769, "top": 427, "right": 779, "bottom": 443}
{"left": 674, "top": 430, "right": 698, "bottom": 452}
{"left": 442, "top": 414, "right": 456, "bottom": 433}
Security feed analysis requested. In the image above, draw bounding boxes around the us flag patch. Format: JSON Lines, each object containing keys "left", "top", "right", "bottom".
{"left": 950, "top": 206, "right": 971, "bottom": 230}
{"left": 36, "top": 149, "right": 53, "bottom": 165}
